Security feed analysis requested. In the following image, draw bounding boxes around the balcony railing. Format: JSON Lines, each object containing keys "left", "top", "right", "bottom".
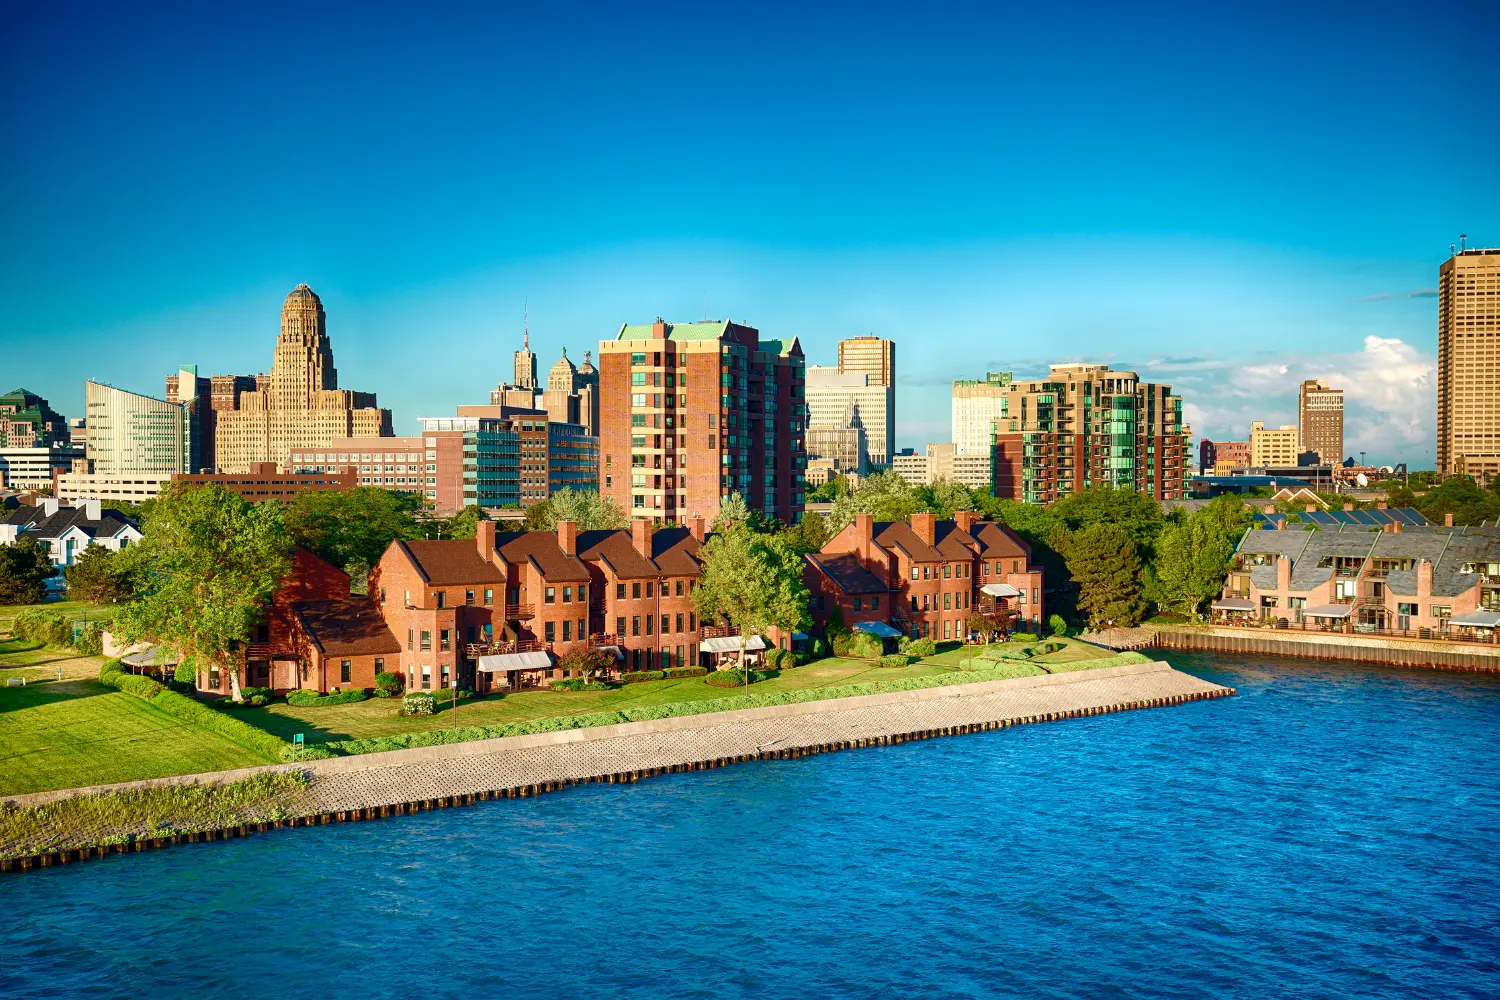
{"left": 588, "top": 633, "right": 621, "bottom": 647}
{"left": 504, "top": 603, "right": 535, "bottom": 620}
{"left": 1204, "top": 616, "right": 1499, "bottom": 646}
{"left": 466, "top": 639, "right": 553, "bottom": 657}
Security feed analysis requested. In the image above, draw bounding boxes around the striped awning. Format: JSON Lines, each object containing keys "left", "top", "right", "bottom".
{"left": 981, "top": 583, "right": 1022, "bottom": 598}
{"left": 477, "top": 651, "right": 552, "bottom": 671}
{"left": 701, "top": 635, "right": 767, "bottom": 653}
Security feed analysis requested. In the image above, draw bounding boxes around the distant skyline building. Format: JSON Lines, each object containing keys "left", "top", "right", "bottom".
{"left": 892, "top": 442, "right": 992, "bottom": 490}
{"left": 84, "top": 379, "right": 192, "bottom": 476}
{"left": 211, "top": 284, "right": 392, "bottom": 472}
{"left": 952, "top": 372, "right": 1011, "bottom": 458}
{"left": 0, "top": 387, "right": 81, "bottom": 490}
{"left": 806, "top": 367, "right": 893, "bottom": 468}
{"left": 836, "top": 336, "right": 895, "bottom": 465}
{"left": 1437, "top": 246, "right": 1500, "bottom": 483}
{"left": 1249, "top": 420, "right": 1299, "bottom": 467}
{"left": 1298, "top": 379, "right": 1344, "bottom": 466}
{"left": 1199, "top": 438, "right": 1251, "bottom": 474}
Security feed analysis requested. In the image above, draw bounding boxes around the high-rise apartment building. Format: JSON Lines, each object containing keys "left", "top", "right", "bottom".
{"left": 1249, "top": 421, "right": 1299, "bottom": 467}
{"left": 212, "top": 284, "right": 392, "bottom": 471}
{"left": 1437, "top": 247, "right": 1500, "bottom": 482}
{"left": 806, "top": 367, "right": 893, "bottom": 468}
{"left": 84, "top": 380, "right": 193, "bottom": 475}
{"left": 598, "top": 319, "right": 806, "bottom": 524}
{"left": 990, "top": 363, "right": 1188, "bottom": 502}
{"left": 456, "top": 405, "right": 599, "bottom": 507}
{"left": 1298, "top": 380, "right": 1344, "bottom": 465}
{"left": 953, "top": 372, "right": 1011, "bottom": 458}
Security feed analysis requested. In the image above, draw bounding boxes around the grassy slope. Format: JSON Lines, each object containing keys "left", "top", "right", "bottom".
{"left": 0, "top": 600, "right": 116, "bottom": 635}
{"left": 0, "top": 680, "right": 272, "bottom": 797}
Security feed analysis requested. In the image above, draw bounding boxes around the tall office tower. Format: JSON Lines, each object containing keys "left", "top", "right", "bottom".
{"left": 539, "top": 348, "right": 598, "bottom": 436}
{"left": 806, "top": 366, "right": 893, "bottom": 467}
{"left": 85, "top": 380, "right": 193, "bottom": 475}
{"left": 165, "top": 364, "right": 258, "bottom": 473}
{"left": 598, "top": 319, "right": 806, "bottom": 524}
{"left": 1249, "top": 420, "right": 1299, "bottom": 467}
{"left": 991, "top": 363, "right": 1189, "bottom": 502}
{"left": 1437, "top": 246, "right": 1500, "bottom": 482}
{"left": 835, "top": 336, "right": 895, "bottom": 464}
{"left": 514, "top": 320, "right": 538, "bottom": 390}
{"left": 211, "top": 284, "right": 392, "bottom": 471}
{"left": 952, "top": 372, "right": 1012, "bottom": 458}
{"left": 0, "top": 388, "right": 68, "bottom": 448}
{"left": 1297, "top": 379, "right": 1344, "bottom": 465}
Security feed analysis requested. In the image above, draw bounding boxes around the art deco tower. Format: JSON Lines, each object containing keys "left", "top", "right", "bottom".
{"left": 271, "top": 284, "right": 337, "bottom": 407}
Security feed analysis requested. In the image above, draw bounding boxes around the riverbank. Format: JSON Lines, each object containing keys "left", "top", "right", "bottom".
{"left": 0, "top": 660, "right": 1230, "bottom": 869}
{"left": 1150, "top": 625, "right": 1500, "bottom": 672}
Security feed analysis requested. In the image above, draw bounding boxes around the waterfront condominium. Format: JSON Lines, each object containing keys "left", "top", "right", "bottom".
{"left": 1437, "top": 246, "right": 1500, "bottom": 483}
{"left": 990, "top": 363, "right": 1189, "bottom": 502}
{"left": 597, "top": 319, "right": 806, "bottom": 525}
{"left": 210, "top": 284, "right": 392, "bottom": 472}
{"left": 1298, "top": 379, "right": 1344, "bottom": 466}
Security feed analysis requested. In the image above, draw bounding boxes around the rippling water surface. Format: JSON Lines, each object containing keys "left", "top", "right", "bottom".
{"left": 5, "top": 652, "right": 1499, "bottom": 1000}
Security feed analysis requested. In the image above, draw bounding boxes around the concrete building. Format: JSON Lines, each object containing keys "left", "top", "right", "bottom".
{"left": 1, "top": 388, "right": 68, "bottom": 448}
{"left": 598, "top": 319, "right": 806, "bottom": 525}
{"left": 1249, "top": 421, "right": 1300, "bottom": 468}
{"left": 806, "top": 423, "right": 867, "bottom": 478}
{"left": 1437, "top": 247, "right": 1500, "bottom": 482}
{"left": 990, "top": 363, "right": 1189, "bottom": 502}
{"left": 1298, "top": 380, "right": 1344, "bottom": 466}
{"left": 806, "top": 367, "right": 893, "bottom": 469}
{"left": 211, "top": 284, "right": 392, "bottom": 471}
{"left": 172, "top": 464, "right": 357, "bottom": 505}
{"left": 891, "top": 443, "right": 991, "bottom": 489}
{"left": 541, "top": 348, "right": 599, "bottom": 437}
{"left": 891, "top": 448, "right": 928, "bottom": 484}
{"left": 84, "top": 380, "right": 193, "bottom": 476}
{"left": 1200, "top": 438, "right": 1252, "bottom": 474}
{"left": 165, "top": 366, "right": 258, "bottom": 473}
{"left": 838, "top": 336, "right": 896, "bottom": 391}
{"left": 54, "top": 472, "right": 171, "bottom": 506}
{"left": 0, "top": 443, "right": 83, "bottom": 491}
{"left": 952, "top": 373, "right": 1011, "bottom": 459}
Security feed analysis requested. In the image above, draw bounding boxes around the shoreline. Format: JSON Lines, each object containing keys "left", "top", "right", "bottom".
{"left": 2, "top": 661, "right": 1231, "bottom": 870}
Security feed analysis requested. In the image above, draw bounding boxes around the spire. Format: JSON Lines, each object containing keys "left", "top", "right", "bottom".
{"left": 523, "top": 298, "right": 529, "bottom": 350}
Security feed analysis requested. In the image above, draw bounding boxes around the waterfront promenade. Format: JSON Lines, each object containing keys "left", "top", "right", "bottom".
{"left": 1086, "top": 625, "right": 1500, "bottom": 672}
{"left": 2, "top": 660, "right": 1230, "bottom": 867}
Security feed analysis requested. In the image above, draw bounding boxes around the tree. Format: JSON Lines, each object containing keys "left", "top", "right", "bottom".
{"left": 114, "top": 484, "right": 292, "bottom": 702}
{"left": 1064, "top": 522, "right": 1147, "bottom": 629}
{"left": 918, "top": 478, "right": 979, "bottom": 518}
{"left": 557, "top": 646, "right": 614, "bottom": 683}
{"left": 1148, "top": 506, "right": 1236, "bottom": 618}
{"left": 0, "top": 537, "right": 53, "bottom": 605}
{"left": 808, "top": 475, "right": 849, "bottom": 503}
{"left": 778, "top": 512, "right": 831, "bottom": 555}
{"left": 431, "top": 505, "right": 486, "bottom": 540}
{"left": 712, "top": 492, "right": 752, "bottom": 532}
{"left": 827, "top": 469, "right": 923, "bottom": 531}
{"left": 1051, "top": 486, "right": 1165, "bottom": 555}
{"left": 693, "top": 521, "right": 811, "bottom": 665}
{"left": 285, "top": 487, "right": 422, "bottom": 576}
{"left": 63, "top": 544, "right": 131, "bottom": 604}
{"left": 525, "top": 488, "right": 629, "bottom": 531}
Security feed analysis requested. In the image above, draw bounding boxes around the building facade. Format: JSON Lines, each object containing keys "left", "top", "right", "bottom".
{"left": 165, "top": 366, "right": 258, "bottom": 473}
{"left": 1249, "top": 421, "right": 1299, "bottom": 467}
{"left": 990, "top": 363, "right": 1189, "bottom": 502}
{"left": 598, "top": 319, "right": 806, "bottom": 525}
{"left": 952, "top": 372, "right": 1011, "bottom": 458}
{"left": 837, "top": 335, "right": 895, "bottom": 390}
{"left": 84, "top": 380, "right": 193, "bottom": 476}
{"left": 1298, "top": 379, "right": 1344, "bottom": 466}
{"left": 891, "top": 443, "right": 991, "bottom": 490}
{"left": 212, "top": 284, "right": 391, "bottom": 471}
{"left": 806, "top": 367, "right": 892, "bottom": 469}
{"left": 1, "top": 388, "right": 68, "bottom": 448}
{"left": 1199, "top": 438, "right": 1252, "bottom": 474}
{"left": 0, "top": 498, "right": 142, "bottom": 571}
{"left": 1437, "top": 247, "right": 1500, "bottom": 482}
{"left": 806, "top": 425, "right": 867, "bottom": 478}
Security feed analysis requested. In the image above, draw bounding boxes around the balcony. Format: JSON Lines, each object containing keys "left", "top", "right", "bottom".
{"left": 466, "top": 639, "right": 553, "bottom": 657}
{"left": 505, "top": 603, "right": 535, "bottom": 620}
{"left": 589, "top": 633, "right": 621, "bottom": 648}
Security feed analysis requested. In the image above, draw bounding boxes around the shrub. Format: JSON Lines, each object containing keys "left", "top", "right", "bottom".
{"left": 832, "top": 631, "right": 881, "bottom": 659}
{"left": 805, "top": 637, "right": 828, "bottom": 660}
{"left": 372, "top": 687, "right": 394, "bottom": 698}
{"left": 1048, "top": 614, "right": 1069, "bottom": 636}
{"left": 877, "top": 653, "right": 914, "bottom": 668}
{"left": 620, "top": 669, "right": 666, "bottom": 684}
{"left": 99, "top": 660, "right": 167, "bottom": 699}
{"left": 763, "top": 648, "right": 797, "bottom": 670}
{"left": 903, "top": 637, "right": 937, "bottom": 657}
{"left": 662, "top": 666, "right": 707, "bottom": 679}
{"left": 72, "top": 623, "right": 103, "bottom": 656}
{"left": 704, "top": 668, "right": 764, "bottom": 688}
{"left": 556, "top": 646, "right": 615, "bottom": 682}
{"left": 402, "top": 693, "right": 436, "bottom": 716}
{"left": 13, "top": 608, "right": 71, "bottom": 647}
{"left": 286, "top": 688, "right": 368, "bottom": 707}
{"left": 374, "top": 671, "right": 403, "bottom": 694}
{"left": 550, "top": 677, "right": 612, "bottom": 691}
{"left": 173, "top": 661, "right": 197, "bottom": 686}
{"left": 279, "top": 744, "right": 335, "bottom": 762}
{"left": 1012, "top": 631, "right": 1039, "bottom": 642}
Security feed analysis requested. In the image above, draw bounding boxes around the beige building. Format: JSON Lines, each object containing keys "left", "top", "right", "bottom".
{"left": 85, "top": 380, "right": 192, "bottom": 475}
{"left": 827, "top": 336, "right": 895, "bottom": 465}
{"left": 838, "top": 335, "right": 895, "bottom": 388}
{"left": 1437, "top": 247, "right": 1500, "bottom": 482}
{"left": 55, "top": 472, "right": 173, "bottom": 505}
{"left": 892, "top": 442, "right": 992, "bottom": 490}
{"left": 1298, "top": 379, "right": 1344, "bottom": 465}
{"left": 952, "top": 372, "right": 1010, "bottom": 457}
{"left": 806, "top": 367, "right": 893, "bottom": 467}
{"left": 212, "top": 284, "right": 391, "bottom": 471}
{"left": 1250, "top": 421, "right": 1299, "bottom": 467}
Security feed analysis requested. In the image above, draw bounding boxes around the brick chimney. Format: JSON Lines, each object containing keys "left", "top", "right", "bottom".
{"left": 1377, "top": 501, "right": 1388, "bottom": 510}
{"left": 1344, "top": 502, "right": 1354, "bottom": 511}
{"left": 911, "top": 511, "right": 936, "bottom": 546}
{"left": 1417, "top": 558, "right": 1433, "bottom": 597}
{"left": 854, "top": 512, "right": 874, "bottom": 554}
{"left": 687, "top": 515, "right": 706, "bottom": 543}
{"left": 1305, "top": 503, "right": 1318, "bottom": 513}
{"left": 632, "top": 517, "right": 653, "bottom": 559}
{"left": 1263, "top": 505, "right": 1277, "bottom": 515}
{"left": 1277, "top": 554, "right": 1291, "bottom": 591}
{"left": 1392, "top": 520, "right": 1402, "bottom": 534}
{"left": 1445, "top": 512, "right": 1454, "bottom": 528}
{"left": 557, "top": 518, "right": 577, "bottom": 557}
{"left": 954, "top": 509, "right": 977, "bottom": 534}
{"left": 652, "top": 318, "right": 668, "bottom": 339}
{"left": 476, "top": 518, "right": 495, "bottom": 561}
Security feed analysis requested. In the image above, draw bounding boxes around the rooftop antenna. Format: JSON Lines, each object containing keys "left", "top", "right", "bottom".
{"left": 1460, "top": 234, "right": 1468, "bottom": 251}
{"left": 703, "top": 293, "right": 707, "bottom": 322}
{"left": 523, "top": 298, "right": 529, "bottom": 349}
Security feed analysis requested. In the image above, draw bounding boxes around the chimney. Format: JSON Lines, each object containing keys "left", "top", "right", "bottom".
{"left": 557, "top": 518, "right": 577, "bottom": 557}
{"left": 652, "top": 318, "right": 668, "bottom": 339}
{"left": 1263, "top": 505, "right": 1276, "bottom": 515}
{"left": 1382, "top": 523, "right": 1392, "bottom": 533}
{"left": 688, "top": 515, "right": 706, "bottom": 543}
{"left": 632, "top": 516, "right": 653, "bottom": 559}
{"left": 854, "top": 512, "right": 874, "bottom": 554}
{"left": 1417, "top": 558, "right": 1433, "bottom": 597}
{"left": 1445, "top": 512, "right": 1454, "bottom": 528}
{"left": 954, "top": 509, "right": 977, "bottom": 534}
{"left": 911, "top": 511, "right": 936, "bottom": 546}
{"left": 1392, "top": 520, "right": 1402, "bottom": 534}
{"left": 83, "top": 498, "right": 101, "bottom": 521}
{"left": 1343, "top": 502, "right": 1354, "bottom": 511}
{"left": 40, "top": 498, "right": 59, "bottom": 517}
{"left": 476, "top": 518, "right": 496, "bottom": 561}
{"left": 1305, "top": 504, "right": 1318, "bottom": 513}
{"left": 1277, "top": 554, "right": 1291, "bottom": 591}
{"left": 1377, "top": 502, "right": 1388, "bottom": 510}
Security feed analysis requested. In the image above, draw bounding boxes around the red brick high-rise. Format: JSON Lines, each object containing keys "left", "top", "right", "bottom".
{"left": 597, "top": 320, "right": 807, "bottom": 524}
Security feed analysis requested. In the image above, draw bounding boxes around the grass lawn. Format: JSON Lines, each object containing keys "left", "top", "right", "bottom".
{"left": 0, "top": 600, "right": 117, "bottom": 636}
{"left": 0, "top": 679, "right": 274, "bottom": 797}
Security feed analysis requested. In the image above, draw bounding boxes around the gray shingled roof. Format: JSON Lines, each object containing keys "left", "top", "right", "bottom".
{"left": 1237, "top": 523, "right": 1500, "bottom": 598}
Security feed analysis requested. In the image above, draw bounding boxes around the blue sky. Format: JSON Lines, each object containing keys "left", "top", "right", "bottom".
{"left": 3, "top": 0, "right": 1496, "bottom": 466}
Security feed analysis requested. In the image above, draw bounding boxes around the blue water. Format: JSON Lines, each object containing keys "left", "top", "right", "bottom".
{"left": 4, "top": 652, "right": 1499, "bottom": 1000}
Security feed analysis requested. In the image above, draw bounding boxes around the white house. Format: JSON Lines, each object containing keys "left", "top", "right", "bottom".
{"left": 0, "top": 498, "right": 142, "bottom": 572}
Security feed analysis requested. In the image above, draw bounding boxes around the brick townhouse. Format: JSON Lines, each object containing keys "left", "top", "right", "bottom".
{"left": 804, "top": 510, "right": 1044, "bottom": 642}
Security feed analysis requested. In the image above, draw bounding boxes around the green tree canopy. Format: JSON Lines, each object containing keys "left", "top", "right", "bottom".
{"left": 778, "top": 512, "right": 831, "bottom": 555}
{"left": 1051, "top": 486, "right": 1165, "bottom": 554}
{"left": 63, "top": 544, "right": 132, "bottom": 605}
{"left": 285, "top": 487, "right": 422, "bottom": 574}
{"left": 0, "top": 536, "right": 53, "bottom": 605}
{"left": 1147, "top": 504, "right": 1238, "bottom": 618}
{"left": 693, "top": 521, "right": 811, "bottom": 642}
{"left": 711, "top": 492, "right": 752, "bottom": 532}
{"left": 1064, "top": 522, "right": 1147, "bottom": 629}
{"left": 525, "top": 488, "right": 629, "bottom": 531}
{"left": 114, "top": 484, "right": 292, "bottom": 701}
{"left": 827, "top": 469, "right": 923, "bottom": 531}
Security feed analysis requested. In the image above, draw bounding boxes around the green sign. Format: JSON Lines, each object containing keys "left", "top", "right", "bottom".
{"left": 293, "top": 734, "right": 304, "bottom": 746}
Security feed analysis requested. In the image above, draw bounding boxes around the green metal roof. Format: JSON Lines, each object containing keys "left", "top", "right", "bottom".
{"left": 614, "top": 320, "right": 731, "bottom": 342}
{"left": 757, "top": 338, "right": 800, "bottom": 356}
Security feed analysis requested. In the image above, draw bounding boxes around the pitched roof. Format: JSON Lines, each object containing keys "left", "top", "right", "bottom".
{"left": 398, "top": 539, "right": 507, "bottom": 585}
{"left": 932, "top": 520, "right": 979, "bottom": 559}
{"left": 872, "top": 520, "right": 941, "bottom": 561}
{"left": 615, "top": 320, "right": 731, "bottom": 342}
{"left": 576, "top": 529, "right": 658, "bottom": 579}
{"left": 971, "top": 521, "right": 1030, "bottom": 560}
{"left": 5, "top": 505, "right": 138, "bottom": 541}
{"left": 292, "top": 599, "right": 402, "bottom": 656}
{"left": 806, "top": 552, "right": 888, "bottom": 595}
{"left": 494, "top": 531, "right": 591, "bottom": 582}
{"left": 651, "top": 526, "right": 705, "bottom": 576}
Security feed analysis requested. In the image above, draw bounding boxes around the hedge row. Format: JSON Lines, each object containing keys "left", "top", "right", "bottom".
{"left": 286, "top": 688, "right": 369, "bottom": 707}
{"left": 620, "top": 670, "right": 665, "bottom": 684}
{"left": 662, "top": 666, "right": 707, "bottom": 679}
{"left": 704, "top": 668, "right": 764, "bottom": 688}
{"left": 96, "top": 659, "right": 289, "bottom": 761}
{"left": 877, "top": 654, "right": 914, "bottom": 668}
{"left": 549, "top": 678, "right": 612, "bottom": 691}
{"left": 322, "top": 652, "right": 1154, "bottom": 757}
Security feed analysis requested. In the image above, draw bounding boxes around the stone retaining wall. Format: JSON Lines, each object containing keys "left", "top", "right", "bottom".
{"left": 1153, "top": 627, "right": 1500, "bottom": 672}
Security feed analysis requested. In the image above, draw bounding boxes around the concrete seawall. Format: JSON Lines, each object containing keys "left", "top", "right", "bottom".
{"left": 1153, "top": 627, "right": 1500, "bottom": 672}
{"left": 2, "top": 661, "right": 1232, "bottom": 872}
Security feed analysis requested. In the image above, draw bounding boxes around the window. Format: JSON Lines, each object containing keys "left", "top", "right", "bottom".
{"left": 676, "top": 645, "right": 684, "bottom": 667}
{"left": 440, "top": 629, "right": 451, "bottom": 651}
{"left": 545, "top": 587, "right": 556, "bottom": 604}
{"left": 632, "top": 616, "right": 641, "bottom": 636}
{"left": 944, "top": 620, "right": 952, "bottom": 639}
{"left": 617, "top": 583, "right": 626, "bottom": 600}
{"left": 421, "top": 666, "right": 431, "bottom": 689}
{"left": 484, "top": 588, "right": 493, "bottom": 606}
{"left": 646, "top": 615, "right": 654, "bottom": 636}
{"left": 1432, "top": 605, "right": 1452, "bottom": 619}
{"left": 943, "top": 565, "right": 952, "bottom": 579}
{"left": 923, "top": 566, "right": 930, "bottom": 580}
{"left": 689, "top": 612, "right": 696, "bottom": 631}
{"left": 465, "top": 589, "right": 475, "bottom": 606}
{"left": 436, "top": 591, "right": 446, "bottom": 609}
{"left": 617, "top": 616, "right": 626, "bottom": 636}
{"left": 871, "top": 596, "right": 879, "bottom": 611}
{"left": 661, "top": 615, "right": 669, "bottom": 634}
{"left": 380, "top": 587, "right": 387, "bottom": 604}
{"left": 375, "top": 657, "right": 384, "bottom": 672}
{"left": 420, "top": 630, "right": 431, "bottom": 651}
{"left": 340, "top": 660, "right": 352, "bottom": 683}
{"left": 209, "top": 667, "right": 221, "bottom": 688}
{"left": 676, "top": 613, "right": 684, "bottom": 633}
{"left": 910, "top": 567, "right": 919, "bottom": 581}
{"left": 563, "top": 585, "right": 572, "bottom": 603}
{"left": 944, "top": 593, "right": 951, "bottom": 610}
{"left": 578, "top": 584, "right": 586, "bottom": 603}
{"left": 545, "top": 621, "right": 556, "bottom": 642}
{"left": 407, "top": 629, "right": 413, "bottom": 651}
{"left": 632, "top": 582, "right": 642, "bottom": 599}
{"left": 854, "top": 597, "right": 862, "bottom": 612}
{"left": 675, "top": 580, "right": 684, "bottom": 596}
{"left": 563, "top": 620, "right": 572, "bottom": 641}
{"left": 646, "top": 582, "right": 654, "bottom": 598}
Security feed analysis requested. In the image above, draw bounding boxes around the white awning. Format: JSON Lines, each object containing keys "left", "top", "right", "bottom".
{"left": 1446, "top": 610, "right": 1500, "bottom": 627}
{"left": 477, "top": 651, "right": 552, "bottom": 671}
{"left": 1212, "top": 598, "right": 1256, "bottom": 611}
{"left": 701, "top": 635, "right": 767, "bottom": 653}
{"left": 122, "top": 646, "right": 177, "bottom": 668}
{"left": 852, "top": 620, "right": 902, "bottom": 638}
{"left": 981, "top": 583, "right": 1021, "bottom": 598}
{"left": 1304, "top": 604, "right": 1353, "bottom": 619}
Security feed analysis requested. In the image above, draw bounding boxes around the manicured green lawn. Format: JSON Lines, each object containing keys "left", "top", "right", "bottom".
{"left": 0, "top": 680, "right": 273, "bottom": 796}
{"left": 0, "top": 600, "right": 116, "bottom": 636}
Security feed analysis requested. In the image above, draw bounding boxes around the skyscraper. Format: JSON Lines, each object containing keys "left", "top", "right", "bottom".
{"left": 598, "top": 319, "right": 805, "bottom": 524}
{"left": 211, "top": 284, "right": 391, "bottom": 471}
{"left": 1437, "top": 246, "right": 1500, "bottom": 482}
{"left": 952, "top": 372, "right": 1011, "bottom": 457}
{"left": 805, "top": 367, "right": 893, "bottom": 468}
{"left": 834, "top": 336, "right": 895, "bottom": 464}
{"left": 85, "top": 380, "right": 193, "bottom": 475}
{"left": 1297, "top": 379, "right": 1344, "bottom": 465}
{"left": 514, "top": 319, "right": 538, "bottom": 390}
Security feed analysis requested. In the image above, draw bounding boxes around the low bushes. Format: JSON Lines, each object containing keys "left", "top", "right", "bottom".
{"left": 12, "top": 608, "right": 73, "bottom": 647}
{"left": 374, "top": 671, "right": 403, "bottom": 695}
{"left": 901, "top": 637, "right": 937, "bottom": 657}
{"left": 662, "top": 666, "right": 707, "bottom": 679}
{"left": 1012, "top": 631, "right": 1039, "bottom": 643}
{"left": 877, "top": 653, "right": 914, "bottom": 668}
{"left": 286, "top": 688, "right": 369, "bottom": 707}
{"left": 73, "top": 623, "right": 104, "bottom": 657}
{"left": 402, "top": 693, "right": 437, "bottom": 716}
{"left": 620, "top": 669, "right": 666, "bottom": 684}
{"left": 549, "top": 678, "right": 612, "bottom": 691}
{"left": 763, "top": 648, "right": 798, "bottom": 670}
{"left": 830, "top": 630, "right": 882, "bottom": 659}
{"left": 704, "top": 668, "right": 764, "bottom": 688}
{"left": 98, "top": 660, "right": 166, "bottom": 699}
{"left": 1048, "top": 614, "right": 1070, "bottom": 636}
